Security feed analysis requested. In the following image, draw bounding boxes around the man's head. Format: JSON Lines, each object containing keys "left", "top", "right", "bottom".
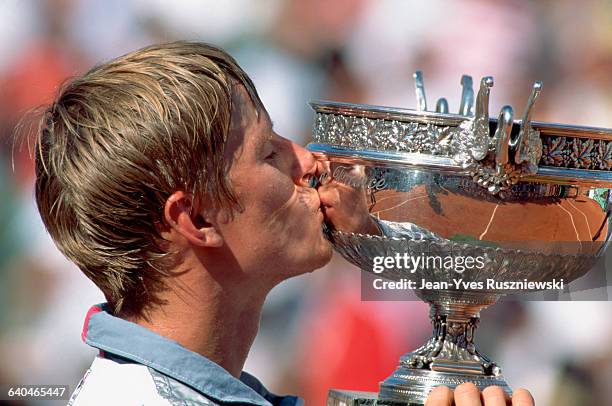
{"left": 35, "top": 41, "right": 332, "bottom": 318}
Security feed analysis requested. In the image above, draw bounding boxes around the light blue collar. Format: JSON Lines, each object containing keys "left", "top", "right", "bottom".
{"left": 82, "top": 303, "right": 301, "bottom": 406}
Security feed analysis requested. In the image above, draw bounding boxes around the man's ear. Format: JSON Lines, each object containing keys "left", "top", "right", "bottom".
{"left": 164, "top": 191, "right": 224, "bottom": 248}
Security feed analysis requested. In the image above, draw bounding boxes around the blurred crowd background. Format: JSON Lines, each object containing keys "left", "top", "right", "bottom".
{"left": 1, "top": 0, "right": 612, "bottom": 405}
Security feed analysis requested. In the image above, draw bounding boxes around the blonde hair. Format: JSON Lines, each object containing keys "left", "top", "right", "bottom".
{"left": 35, "top": 41, "right": 262, "bottom": 317}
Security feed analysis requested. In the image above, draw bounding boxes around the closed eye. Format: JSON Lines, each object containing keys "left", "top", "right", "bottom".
{"left": 265, "top": 150, "right": 278, "bottom": 161}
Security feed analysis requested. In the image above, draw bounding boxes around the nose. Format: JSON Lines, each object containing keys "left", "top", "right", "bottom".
{"left": 289, "top": 141, "right": 317, "bottom": 187}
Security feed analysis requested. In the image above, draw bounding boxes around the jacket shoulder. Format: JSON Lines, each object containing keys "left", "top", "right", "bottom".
{"left": 69, "top": 356, "right": 220, "bottom": 406}
{"left": 68, "top": 357, "right": 171, "bottom": 406}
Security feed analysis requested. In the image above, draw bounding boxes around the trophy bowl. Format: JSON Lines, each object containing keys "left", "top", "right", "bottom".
{"left": 308, "top": 73, "right": 612, "bottom": 405}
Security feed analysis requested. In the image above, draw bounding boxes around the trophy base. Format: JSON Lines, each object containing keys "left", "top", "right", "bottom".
{"left": 379, "top": 368, "right": 512, "bottom": 404}
{"left": 326, "top": 389, "right": 418, "bottom": 406}
{"left": 327, "top": 368, "right": 512, "bottom": 406}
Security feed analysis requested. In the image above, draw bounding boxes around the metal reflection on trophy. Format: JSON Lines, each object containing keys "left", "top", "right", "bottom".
{"left": 307, "top": 72, "right": 612, "bottom": 405}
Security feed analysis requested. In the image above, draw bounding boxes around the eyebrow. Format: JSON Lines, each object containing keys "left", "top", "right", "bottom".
{"left": 253, "top": 123, "right": 274, "bottom": 156}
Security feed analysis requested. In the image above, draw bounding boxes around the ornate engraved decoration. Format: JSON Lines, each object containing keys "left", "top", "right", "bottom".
{"left": 313, "top": 113, "right": 612, "bottom": 171}
{"left": 404, "top": 314, "right": 501, "bottom": 377}
{"left": 312, "top": 74, "right": 549, "bottom": 194}
{"left": 541, "top": 135, "right": 612, "bottom": 170}
{"left": 313, "top": 113, "right": 454, "bottom": 155}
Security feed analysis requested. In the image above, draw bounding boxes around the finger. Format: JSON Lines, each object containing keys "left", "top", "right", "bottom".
{"left": 425, "top": 385, "right": 453, "bottom": 406}
{"left": 454, "top": 382, "right": 482, "bottom": 406}
{"left": 511, "top": 388, "right": 534, "bottom": 406}
{"left": 317, "top": 184, "right": 340, "bottom": 207}
{"left": 481, "top": 386, "right": 508, "bottom": 406}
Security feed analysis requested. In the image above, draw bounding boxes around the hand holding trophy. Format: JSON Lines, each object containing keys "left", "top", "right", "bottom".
{"left": 316, "top": 160, "right": 382, "bottom": 237}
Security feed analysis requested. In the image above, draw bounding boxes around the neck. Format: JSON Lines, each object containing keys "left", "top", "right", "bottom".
{"left": 132, "top": 258, "right": 270, "bottom": 377}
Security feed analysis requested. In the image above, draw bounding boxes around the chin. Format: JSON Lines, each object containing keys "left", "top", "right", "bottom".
{"left": 288, "top": 242, "right": 333, "bottom": 277}
{"left": 281, "top": 224, "right": 334, "bottom": 276}
{"left": 309, "top": 240, "right": 334, "bottom": 271}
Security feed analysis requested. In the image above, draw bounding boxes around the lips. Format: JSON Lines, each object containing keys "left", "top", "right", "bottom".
{"left": 297, "top": 187, "right": 322, "bottom": 214}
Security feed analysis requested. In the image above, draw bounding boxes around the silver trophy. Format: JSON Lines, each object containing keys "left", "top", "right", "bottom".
{"left": 308, "top": 72, "right": 612, "bottom": 405}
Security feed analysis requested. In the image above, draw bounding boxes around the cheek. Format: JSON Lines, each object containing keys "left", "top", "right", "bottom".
{"left": 230, "top": 167, "right": 321, "bottom": 249}
{"left": 228, "top": 175, "right": 297, "bottom": 246}
{"left": 233, "top": 165, "right": 294, "bottom": 214}
{"left": 259, "top": 177, "right": 298, "bottom": 223}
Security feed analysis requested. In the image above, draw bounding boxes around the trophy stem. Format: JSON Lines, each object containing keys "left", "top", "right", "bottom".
{"left": 378, "top": 296, "right": 511, "bottom": 404}
{"left": 407, "top": 302, "right": 499, "bottom": 375}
